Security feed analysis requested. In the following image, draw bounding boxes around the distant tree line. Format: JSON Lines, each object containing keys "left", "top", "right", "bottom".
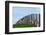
{"left": 16, "top": 14, "right": 40, "bottom": 27}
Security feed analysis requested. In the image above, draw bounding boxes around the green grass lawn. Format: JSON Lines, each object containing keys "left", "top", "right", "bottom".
{"left": 13, "top": 23, "right": 33, "bottom": 28}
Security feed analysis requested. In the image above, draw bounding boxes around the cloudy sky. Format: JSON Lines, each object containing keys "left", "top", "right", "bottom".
{"left": 12, "top": 7, "right": 40, "bottom": 24}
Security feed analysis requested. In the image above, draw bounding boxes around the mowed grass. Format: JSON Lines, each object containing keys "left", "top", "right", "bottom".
{"left": 13, "top": 23, "right": 33, "bottom": 28}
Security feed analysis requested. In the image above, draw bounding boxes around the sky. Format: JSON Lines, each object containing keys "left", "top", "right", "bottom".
{"left": 12, "top": 7, "right": 40, "bottom": 24}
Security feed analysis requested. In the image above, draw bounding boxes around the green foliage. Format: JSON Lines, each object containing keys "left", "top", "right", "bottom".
{"left": 13, "top": 23, "right": 33, "bottom": 28}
